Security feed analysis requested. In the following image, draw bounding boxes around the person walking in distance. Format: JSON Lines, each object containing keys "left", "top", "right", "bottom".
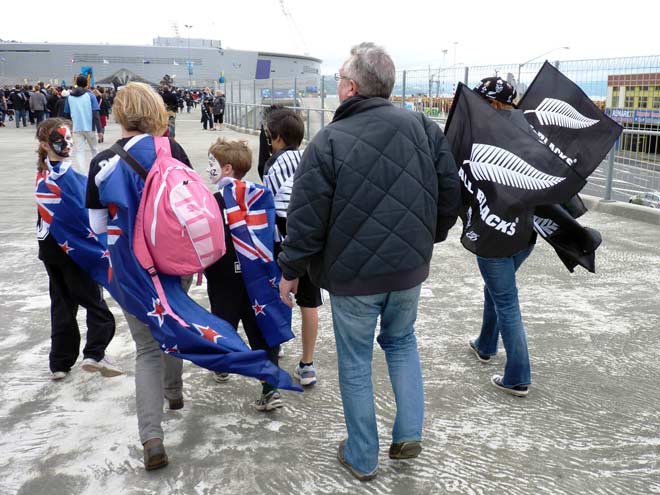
{"left": 64, "top": 75, "right": 102, "bottom": 170}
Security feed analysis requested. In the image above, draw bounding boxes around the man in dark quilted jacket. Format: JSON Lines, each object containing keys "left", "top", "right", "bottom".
{"left": 278, "top": 42, "right": 460, "bottom": 481}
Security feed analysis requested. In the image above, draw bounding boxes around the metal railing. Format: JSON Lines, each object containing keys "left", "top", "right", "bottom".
{"left": 223, "top": 55, "right": 660, "bottom": 202}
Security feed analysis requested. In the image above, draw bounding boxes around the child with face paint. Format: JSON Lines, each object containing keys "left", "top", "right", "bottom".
{"left": 35, "top": 118, "right": 121, "bottom": 381}
{"left": 204, "top": 138, "right": 284, "bottom": 411}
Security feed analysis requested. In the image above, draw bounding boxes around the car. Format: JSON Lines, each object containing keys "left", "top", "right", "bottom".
{"left": 629, "top": 191, "right": 660, "bottom": 208}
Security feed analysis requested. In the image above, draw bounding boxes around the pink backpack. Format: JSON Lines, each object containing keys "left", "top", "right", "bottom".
{"left": 112, "top": 137, "right": 225, "bottom": 326}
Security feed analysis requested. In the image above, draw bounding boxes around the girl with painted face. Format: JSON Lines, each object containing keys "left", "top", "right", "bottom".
{"left": 34, "top": 118, "right": 120, "bottom": 382}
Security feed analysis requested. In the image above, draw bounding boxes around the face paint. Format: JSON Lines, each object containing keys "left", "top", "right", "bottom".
{"left": 207, "top": 154, "right": 222, "bottom": 184}
{"left": 48, "top": 126, "right": 73, "bottom": 158}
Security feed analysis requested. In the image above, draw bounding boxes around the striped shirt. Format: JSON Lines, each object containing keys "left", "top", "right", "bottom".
{"left": 263, "top": 149, "right": 303, "bottom": 219}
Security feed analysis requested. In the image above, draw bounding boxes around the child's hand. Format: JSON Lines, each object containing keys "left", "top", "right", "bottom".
{"left": 279, "top": 277, "right": 299, "bottom": 309}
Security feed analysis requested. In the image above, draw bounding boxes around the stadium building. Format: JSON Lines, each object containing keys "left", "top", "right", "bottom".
{"left": 0, "top": 37, "right": 322, "bottom": 88}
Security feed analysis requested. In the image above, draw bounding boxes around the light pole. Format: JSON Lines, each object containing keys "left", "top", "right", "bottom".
{"left": 517, "top": 46, "right": 569, "bottom": 85}
{"left": 184, "top": 24, "right": 193, "bottom": 89}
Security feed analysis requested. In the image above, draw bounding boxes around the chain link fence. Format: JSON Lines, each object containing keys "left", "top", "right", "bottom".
{"left": 223, "top": 55, "right": 660, "bottom": 203}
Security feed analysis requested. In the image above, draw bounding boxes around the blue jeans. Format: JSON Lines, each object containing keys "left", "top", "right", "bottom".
{"left": 475, "top": 244, "right": 534, "bottom": 387}
{"left": 15, "top": 109, "right": 27, "bottom": 127}
{"left": 330, "top": 284, "right": 424, "bottom": 474}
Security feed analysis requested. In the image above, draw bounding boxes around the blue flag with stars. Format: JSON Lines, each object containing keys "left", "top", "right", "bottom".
{"left": 220, "top": 178, "right": 294, "bottom": 348}
{"left": 38, "top": 138, "right": 300, "bottom": 392}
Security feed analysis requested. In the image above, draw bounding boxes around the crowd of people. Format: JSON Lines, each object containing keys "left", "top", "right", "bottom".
{"left": 23, "top": 42, "right": 593, "bottom": 482}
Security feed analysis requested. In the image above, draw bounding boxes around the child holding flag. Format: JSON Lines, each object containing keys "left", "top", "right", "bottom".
{"left": 34, "top": 118, "right": 121, "bottom": 381}
{"left": 205, "top": 138, "right": 288, "bottom": 411}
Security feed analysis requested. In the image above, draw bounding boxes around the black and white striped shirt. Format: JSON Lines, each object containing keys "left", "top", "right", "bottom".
{"left": 263, "top": 149, "right": 303, "bottom": 219}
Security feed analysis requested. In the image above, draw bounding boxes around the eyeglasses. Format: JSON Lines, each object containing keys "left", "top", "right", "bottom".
{"left": 334, "top": 73, "right": 350, "bottom": 82}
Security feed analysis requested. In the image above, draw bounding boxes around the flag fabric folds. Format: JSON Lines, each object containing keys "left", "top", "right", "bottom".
{"left": 518, "top": 61, "right": 623, "bottom": 180}
{"left": 444, "top": 83, "right": 585, "bottom": 258}
{"left": 220, "top": 178, "right": 294, "bottom": 348}
{"left": 38, "top": 138, "right": 300, "bottom": 391}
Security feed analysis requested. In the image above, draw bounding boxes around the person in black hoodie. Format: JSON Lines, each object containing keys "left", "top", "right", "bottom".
{"left": 9, "top": 85, "right": 27, "bottom": 128}
{"left": 278, "top": 42, "right": 461, "bottom": 481}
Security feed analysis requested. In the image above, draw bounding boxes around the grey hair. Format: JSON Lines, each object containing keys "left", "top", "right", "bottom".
{"left": 342, "top": 42, "right": 395, "bottom": 98}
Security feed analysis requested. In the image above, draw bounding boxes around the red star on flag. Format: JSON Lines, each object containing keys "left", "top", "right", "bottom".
{"left": 193, "top": 323, "right": 223, "bottom": 344}
{"left": 269, "top": 277, "right": 277, "bottom": 288}
{"left": 86, "top": 228, "right": 98, "bottom": 241}
{"left": 147, "top": 298, "right": 166, "bottom": 327}
{"left": 252, "top": 300, "right": 267, "bottom": 316}
{"left": 58, "top": 241, "right": 74, "bottom": 254}
{"left": 162, "top": 344, "right": 179, "bottom": 354}
{"left": 108, "top": 203, "right": 119, "bottom": 220}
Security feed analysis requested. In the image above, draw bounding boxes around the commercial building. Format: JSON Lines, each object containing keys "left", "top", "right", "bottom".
{"left": 0, "top": 37, "right": 322, "bottom": 89}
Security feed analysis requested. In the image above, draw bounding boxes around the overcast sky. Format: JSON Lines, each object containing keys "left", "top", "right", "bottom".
{"left": 4, "top": 0, "right": 660, "bottom": 74}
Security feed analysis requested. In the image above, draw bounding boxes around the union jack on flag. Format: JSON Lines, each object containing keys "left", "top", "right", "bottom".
{"left": 224, "top": 180, "right": 273, "bottom": 262}
{"left": 221, "top": 178, "right": 293, "bottom": 348}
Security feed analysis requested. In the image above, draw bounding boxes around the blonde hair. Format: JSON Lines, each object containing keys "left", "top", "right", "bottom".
{"left": 208, "top": 138, "right": 252, "bottom": 179}
{"left": 112, "top": 82, "right": 168, "bottom": 135}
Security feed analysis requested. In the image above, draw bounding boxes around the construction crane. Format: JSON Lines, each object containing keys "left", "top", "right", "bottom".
{"left": 170, "top": 20, "right": 181, "bottom": 38}
{"left": 278, "top": 0, "right": 309, "bottom": 55}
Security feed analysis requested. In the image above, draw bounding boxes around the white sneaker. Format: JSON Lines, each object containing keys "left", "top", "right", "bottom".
{"left": 81, "top": 355, "right": 124, "bottom": 377}
{"left": 50, "top": 371, "right": 69, "bottom": 381}
{"left": 278, "top": 345, "right": 285, "bottom": 358}
{"left": 294, "top": 363, "right": 317, "bottom": 386}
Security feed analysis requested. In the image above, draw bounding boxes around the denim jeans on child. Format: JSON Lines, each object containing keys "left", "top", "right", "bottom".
{"left": 475, "top": 244, "right": 534, "bottom": 387}
{"left": 330, "top": 284, "right": 424, "bottom": 475}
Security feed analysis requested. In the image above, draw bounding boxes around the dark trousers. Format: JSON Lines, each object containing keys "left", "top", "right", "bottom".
{"left": 44, "top": 260, "right": 116, "bottom": 372}
{"left": 208, "top": 287, "right": 279, "bottom": 365}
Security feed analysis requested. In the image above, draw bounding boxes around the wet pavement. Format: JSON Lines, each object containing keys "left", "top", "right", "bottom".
{"left": 0, "top": 116, "right": 659, "bottom": 495}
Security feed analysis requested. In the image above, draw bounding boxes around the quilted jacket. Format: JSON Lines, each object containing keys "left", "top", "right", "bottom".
{"left": 278, "top": 95, "right": 460, "bottom": 296}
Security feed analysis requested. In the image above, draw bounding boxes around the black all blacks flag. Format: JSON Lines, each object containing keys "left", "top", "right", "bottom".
{"left": 444, "top": 83, "right": 586, "bottom": 258}
{"left": 518, "top": 61, "right": 623, "bottom": 179}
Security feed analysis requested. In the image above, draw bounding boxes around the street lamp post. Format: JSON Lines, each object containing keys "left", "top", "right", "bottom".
{"left": 517, "top": 46, "right": 569, "bottom": 85}
{"left": 184, "top": 24, "right": 193, "bottom": 89}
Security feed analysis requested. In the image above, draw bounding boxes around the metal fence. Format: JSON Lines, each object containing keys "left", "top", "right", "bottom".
{"left": 223, "top": 55, "right": 660, "bottom": 203}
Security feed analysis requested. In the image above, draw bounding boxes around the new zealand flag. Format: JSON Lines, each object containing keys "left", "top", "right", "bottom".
{"left": 444, "top": 83, "right": 585, "bottom": 258}
{"left": 39, "top": 138, "right": 300, "bottom": 391}
{"left": 221, "top": 178, "right": 294, "bottom": 347}
{"left": 518, "top": 61, "right": 623, "bottom": 180}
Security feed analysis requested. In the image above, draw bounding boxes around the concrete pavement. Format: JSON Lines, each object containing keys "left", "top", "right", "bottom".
{"left": 0, "top": 116, "right": 659, "bottom": 495}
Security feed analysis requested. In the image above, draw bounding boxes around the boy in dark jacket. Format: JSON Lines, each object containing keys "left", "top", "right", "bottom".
{"left": 204, "top": 138, "right": 283, "bottom": 411}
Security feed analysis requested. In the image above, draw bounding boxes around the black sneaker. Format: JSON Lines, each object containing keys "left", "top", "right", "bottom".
{"left": 253, "top": 390, "right": 283, "bottom": 411}
{"left": 491, "top": 375, "right": 529, "bottom": 397}
{"left": 468, "top": 339, "right": 492, "bottom": 363}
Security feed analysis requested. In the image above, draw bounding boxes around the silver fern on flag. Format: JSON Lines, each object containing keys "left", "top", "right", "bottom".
{"left": 524, "top": 98, "right": 599, "bottom": 129}
{"left": 465, "top": 144, "right": 565, "bottom": 190}
{"left": 533, "top": 216, "right": 560, "bottom": 237}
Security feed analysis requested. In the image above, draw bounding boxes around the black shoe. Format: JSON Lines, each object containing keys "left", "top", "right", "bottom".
{"left": 491, "top": 375, "right": 529, "bottom": 397}
{"left": 337, "top": 439, "right": 377, "bottom": 481}
{"left": 389, "top": 441, "right": 422, "bottom": 460}
{"left": 143, "top": 438, "right": 168, "bottom": 471}
{"left": 168, "top": 397, "right": 184, "bottom": 410}
{"left": 469, "top": 339, "right": 492, "bottom": 363}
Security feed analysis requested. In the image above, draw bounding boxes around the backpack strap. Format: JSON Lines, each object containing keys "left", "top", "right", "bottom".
{"left": 110, "top": 143, "right": 148, "bottom": 180}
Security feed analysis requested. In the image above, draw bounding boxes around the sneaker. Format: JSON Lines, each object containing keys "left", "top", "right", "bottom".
{"left": 81, "top": 355, "right": 124, "bottom": 377}
{"left": 294, "top": 363, "right": 317, "bottom": 386}
{"left": 491, "top": 375, "right": 529, "bottom": 397}
{"left": 253, "top": 390, "right": 283, "bottom": 411}
{"left": 468, "top": 339, "right": 492, "bottom": 363}
{"left": 213, "top": 372, "right": 230, "bottom": 383}
{"left": 143, "top": 438, "right": 168, "bottom": 471}
{"left": 278, "top": 345, "right": 285, "bottom": 358}
{"left": 337, "top": 439, "right": 378, "bottom": 482}
{"left": 389, "top": 441, "right": 422, "bottom": 460}
{"left": 50, "top": 371, "right": 69, "bottom": 381}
